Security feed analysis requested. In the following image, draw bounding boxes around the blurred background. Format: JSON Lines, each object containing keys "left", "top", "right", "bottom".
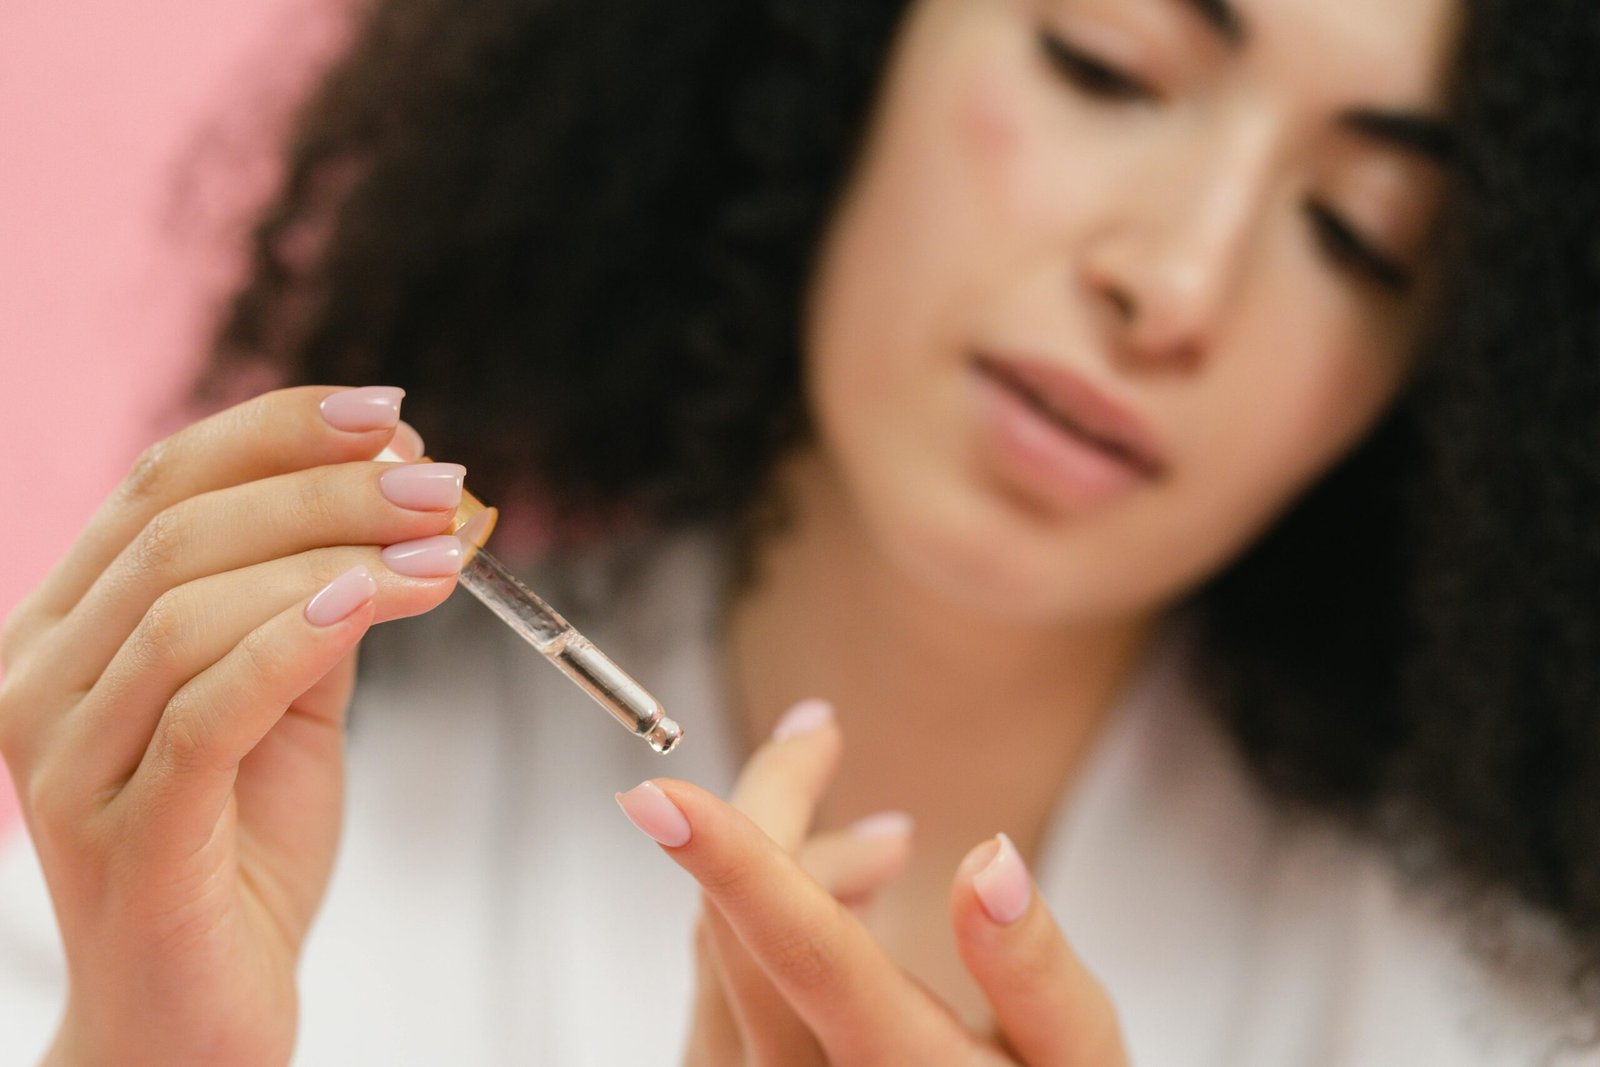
{"left": 0, "top": 0, "right": 342, "bottom": 832}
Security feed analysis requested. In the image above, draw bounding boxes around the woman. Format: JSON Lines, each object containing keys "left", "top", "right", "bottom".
{"left": 0, "top": 0, "right": 1595, "bottom": 1062}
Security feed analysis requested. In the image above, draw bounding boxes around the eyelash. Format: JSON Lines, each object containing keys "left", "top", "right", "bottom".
{"left": 1036, "top": 28, "right": 1157, "bottom": 103}
{"left": 1304, "top": 203, "right": 1413, "bottom": 293}
{"left": 1035, "top": 28, "right": 1414, "bottom": 295}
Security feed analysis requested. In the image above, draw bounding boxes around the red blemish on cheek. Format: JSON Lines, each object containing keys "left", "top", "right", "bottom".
{"left": 957, "top": 64, "right": 1039, "bottom": 213}
{"left": 963, "top": 72, "right": 1022, "bottom": 160}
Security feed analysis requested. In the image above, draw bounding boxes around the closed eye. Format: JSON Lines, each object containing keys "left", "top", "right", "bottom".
{"left": 1036, "top": 29, "right": 1157, "bottom": 104}
{"left": 1305, "top": 202, "right": 1413, "bottom": 294}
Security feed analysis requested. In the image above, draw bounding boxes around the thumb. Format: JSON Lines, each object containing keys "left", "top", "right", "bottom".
{"left": 949, "top": 835, "right": 1128, "bottom": 1067}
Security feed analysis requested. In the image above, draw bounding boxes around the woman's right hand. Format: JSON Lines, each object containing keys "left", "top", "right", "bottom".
{"left": 0, "top": 386, "right": 468, "bottom": 1067}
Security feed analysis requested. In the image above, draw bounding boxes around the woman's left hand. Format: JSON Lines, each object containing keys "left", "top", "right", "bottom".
{"left": 613, "top": 701, "right": 1130, "bottom": 1066}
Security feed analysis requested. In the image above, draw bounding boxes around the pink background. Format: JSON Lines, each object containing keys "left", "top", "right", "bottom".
{"left": 0, "top": 0, "right": 342, "bottom": 834}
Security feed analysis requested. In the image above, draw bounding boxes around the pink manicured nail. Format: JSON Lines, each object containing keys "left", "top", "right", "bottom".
{"left": 973, "top": 832, "right": 1031, "bottom": 925}
{"left": 305, "top": 565, "right": 378, "bottom": 626}
{"left": 615, "top": 781, "right": 692, "bottom": 847}
{"left": 320, "top": 386, "right": 404, "bottom": 432}
{"left": 378, "top": 463, "right": 465, "bottom": 511}
{"left": 848, "top": 811, "right": 915, "bottom": 839}
{"left": 772, "top": 698, "right": 833, "bottom": 741}
{"left": 390, "top": 420, "right": 426, "bottom": 461}
{"left": 380, "top": 535, "right": 465, "bottom": 578}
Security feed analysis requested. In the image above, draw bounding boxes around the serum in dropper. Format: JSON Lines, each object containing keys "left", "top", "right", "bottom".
{"left": 379, "top": 446, "right": 683, "bottom": 754}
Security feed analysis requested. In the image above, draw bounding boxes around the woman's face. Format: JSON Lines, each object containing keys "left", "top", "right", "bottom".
{"left": 804, "top": 0, "right": 1457, "bottom": 622}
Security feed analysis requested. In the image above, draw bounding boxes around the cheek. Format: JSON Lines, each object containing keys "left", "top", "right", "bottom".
{"left": 1199, "top": 202, "right": 1415, "bottom": 483}
{"left": 962, "top": 59, "right": 1031, "bottom": 192}
{"left": 1248, "top": 284, "right": 1410, "bottom": 470}
{"left": 806, "top": 31, "right": 1038, "bottom": 432}
{"left": 955, "top": 35, "right": 1070, "bottom": 236}
{"left": 1188, "top": 303, "right": 1410, "bottom": 558}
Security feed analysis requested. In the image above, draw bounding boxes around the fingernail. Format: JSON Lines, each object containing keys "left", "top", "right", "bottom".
{"left": 772, "top": 698, "right": 833, "bottom": 741}
{"left": 305, "top": 565, "right": 378, "bottom": 626}
{"left": 379, "top": 462, "right": 465, "bottom": 511}
{"left": 848, "top": 811, "right": 915, "bottom": 839}
{"left": 381, "top": 534, "right": 465, "bottom": 578}
{"left": 973, "top": 832, "right": 1031, "bottom": 925}
{"left": 615, "top": 781, "right": 692, "bottom": 847}
{"left": 320, "top": 386, "right": 404, "bottom": 432}
{"left": 390, "top": 420, "right": 426, "bottom": 461}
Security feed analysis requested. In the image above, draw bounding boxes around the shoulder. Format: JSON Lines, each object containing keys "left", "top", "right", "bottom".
{"left": 1253, "top": 810, "right": 1597, "bottom": 1065}
{"left": 1048, "top": 618, "right": 1599, "bottom": 1065}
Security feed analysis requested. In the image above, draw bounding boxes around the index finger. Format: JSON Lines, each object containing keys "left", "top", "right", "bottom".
{"left": 616, "top": 777, "right": 958, "bottom": 1066}
{"left": 4, "top": 385, "right": 408, "bottom": 652}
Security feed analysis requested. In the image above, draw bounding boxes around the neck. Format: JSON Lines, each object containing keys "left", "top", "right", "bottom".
{"left": 722, "top": 448, "right": 1160, "bottom": 847}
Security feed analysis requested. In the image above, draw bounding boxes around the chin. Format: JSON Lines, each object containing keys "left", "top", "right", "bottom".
{"left": 859, "top": 474, "right": 1110, "bottom": 624}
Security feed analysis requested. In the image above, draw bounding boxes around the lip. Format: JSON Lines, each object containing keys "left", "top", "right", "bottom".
{"left": 972, "top": 352, "right": 1169, "bottom": 479}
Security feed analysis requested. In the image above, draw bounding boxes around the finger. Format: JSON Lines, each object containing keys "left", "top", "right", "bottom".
{"left": 950, "top": 835, "right": 1128, "bottom": 1067}
{"left": 728, "top": 699, "right": 841, "bottom": 852}
{"left": 294, "top": 643, "right": 361, "bottom": 727}
{"left": 684, "top": 916, "right": 744, "bottom": 1067}
{"left": 56, "top": 541, "right": 462, "bottom": 799}
{"left": 616, "top": 778, "right": 954, "bottom": 1065}
{"left": 117, "top": 565, "right": 381, "bottom": 860}
{"left": 46, "top": 457, "right": 464, "bottom": 693}
{"left": 8, "top": 386, "right": 409, "bottom": 652}
{"left": 389, "top": 419, "right": 426, "bottom": 462}
{"left": 701, "top": 900, "right": 826, "bottom": 1067}
{"left": 697, "top": 814, "right": 913, "bottom": 1065}
{"left": 798, "top": 812, "right": 915, "bottom": 905}
{"left": 713, "top": 701, "right": 882, "bottom": 1062}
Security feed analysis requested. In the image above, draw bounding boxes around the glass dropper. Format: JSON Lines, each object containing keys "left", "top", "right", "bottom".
{"left": 378, "top": 446, "right": 683, "bottom": 754}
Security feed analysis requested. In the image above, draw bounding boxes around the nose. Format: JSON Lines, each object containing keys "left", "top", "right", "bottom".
{"left": 1080, "top": 119, "right": 1279, "bottom": 371}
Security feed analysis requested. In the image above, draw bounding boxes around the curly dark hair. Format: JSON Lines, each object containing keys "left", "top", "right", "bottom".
{"left": 193, "top": 0, "right": 1600, "bottom": 1020}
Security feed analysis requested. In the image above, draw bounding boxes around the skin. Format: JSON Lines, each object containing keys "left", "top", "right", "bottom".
{"left": 634, "top": 711, "right": 1129, "bottom": 1065}
{"left": 710, "top": 0, "right": 1458, "bottom": 1052}
{"left": 0, "top": 389, "right": 458, "bottom": 1065}
{"left": 0, "top": 0, "right": 1458, "bottom": 1062}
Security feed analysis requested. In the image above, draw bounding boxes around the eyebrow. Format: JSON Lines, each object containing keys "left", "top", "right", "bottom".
{"left": 1166, "top": 0, "right": 1457, "bottom": 168}
{"left": 1172, "top": 0, "right": 1247, "bottom": 47}
{"left": 1341, "top": 110, "right": 1459, "bottom": 167}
